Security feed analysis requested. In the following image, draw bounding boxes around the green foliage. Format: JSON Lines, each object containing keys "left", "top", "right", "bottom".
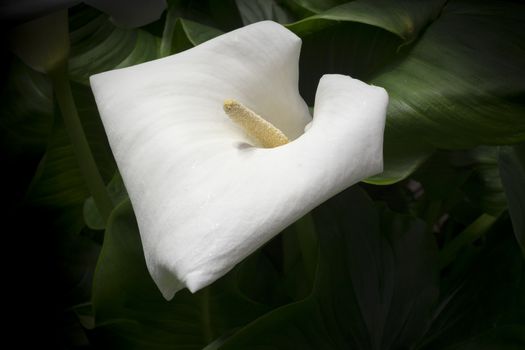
{"left": 287, "top": 0, "right": 446, "bottom": 41}
{"left": 25, "top": 81, "right": 116, "bottom": 208}
{"left": 379, "top": 0, "right": 525, "bottom": 146}
{"left": 4, "top": 0, "right": 525, "bottom": 348}
{"left": 68, "top": 5, "right": 160, "bottom": 84}
{"left": 423, "top": 222, "right": 525, "bottom": 349}
{"left": 0, "top": 59, "right": 53, "bottom": 156}
{"left": 220, "top": 187, "right": 440, "bottom": 349}
{"left": 236, "top": 0, "right": 296, "bottom": 25}
{"left": 91, "top": 200, "right": 269, "bottom": 349}
{"left": 83, "top": 172, "right": 128, "bottom": 230}
{"left": 500, "top": 143, "right": 525, "bottom": 256}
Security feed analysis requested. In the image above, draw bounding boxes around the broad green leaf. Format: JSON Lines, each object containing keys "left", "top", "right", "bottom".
{"left": 234, "top": 215, "right": 319, "bottom": 306}
{"left": 289, "top": 0, "right": 447, "bottom": 97}
{"left": 1, "top": 58, "right": 53, "bottom": 215}
{"left": 377, "top": 207, "right": 439, "bottom": 348}
{"left": 372, "top": 0, "right": 525, "bottom": 150}
{"left": 292, "top": 0, "right": 524, "bottom": 184}
{"left": 284, "top": 0, "right": 354, "bottom": 15}
{"left": 92, "top": 200, "right": 269, "bottom": 349}
{"left": 282, "top": 214, "right": 318, "bottom": 300}
{"left": 0, "top": 58, "right": 53, "bottom": 156}
{"left": 421, "top": 227, "right": 525, "bottom": 349}
{"left": 409, "top": 148, "right": 506, "bottom": 216}
{"left": 235, "top": 0, "right": 296, "bottom": 25}
{"left": 74, "top": 302, "right": 95, "bottom": 330}
{"left": 161, "top": 7, "right": 223, "bottom": 57}
{"left": 60, "top": 227, "right": 101, "bottom": 306}
{"left": 287, "top": 1, "right": 447, "bottom": 184}
{"left": 499, "top": 144, "right": 525, "bottom": 256}
{"left": 296, "top": 22, "right": 404, "bottom": 104}
{"left": 410, "top": 151, "right": 472, "bottom": 202}
{"left": 220, "top": 186, "right": 439, "bottom": 349}
{"left": 83, "top": 171, "right": 128, "bottom": 230}
{"left": 160, "top": 16, "right": 194, "bottom": 57}
{"left": 68, "top": 5, "right": 160, "bottom": 85}
{"left": 234, "top": 243, "right": 290, "bottom": 307}
{"left": 462, "top": 147, "right": 507, "bottom": 216}
{"left": 287, "top": 0, "right": 447, "bottom": 42}
{"left": 25, "top": 82, "right": 116, "bottom": 208}
{"left": 366, "top": 137, "right": 433, "bottom": 185}
{"left": 22, "top": 5, "right": 165, "bottom": 211}
{"left": 181, "top": 19, "right": 224, "bottom": 45}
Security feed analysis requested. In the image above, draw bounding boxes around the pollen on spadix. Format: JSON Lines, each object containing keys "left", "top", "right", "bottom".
{"left": 223, "top": 99, "right": 289, "bottom": 148}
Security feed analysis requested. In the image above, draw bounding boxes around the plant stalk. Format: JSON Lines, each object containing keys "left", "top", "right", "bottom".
{"left": 438, "top": 213, "right": 497, "bottom": 269}
{"left": 49, "top": 63, "right": 113, "bottom": 223}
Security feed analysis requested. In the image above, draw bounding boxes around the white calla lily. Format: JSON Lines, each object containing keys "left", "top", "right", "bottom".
{"left": 90, "top": 21, "right": 388, "bottom": 300}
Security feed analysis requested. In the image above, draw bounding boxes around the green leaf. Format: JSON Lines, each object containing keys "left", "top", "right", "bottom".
{"left": 92, "top": 200, "right": 269, "bottom": 349}
{"left": 60, "top": 227, "right": 101, "bottom": 305}
{"left": 408, "top": 148, "right": 507, "bottom": 216}
{"left": 293, "top": 1, "right": 524, "bottom": 183}
{"left": 284, "top": 0, "right": 356, "bottom": 16}
{"left": 68, "top": 5, "right": 160, "bottom": 85}
{"left": 0, "top": 58, "right": 53, "bottom": 156}
{"left": 287, "top": 1, "right": 448, "bottom": 184}
{"left": 233, "top": 216, "right": 319, "bottom": 306}
{"left": 182, "top": 19, "right": 224, "bottom": 45}
{"left": 372, "top": 0, "right": 525, "bottom": 150}
{"left": 421, "top": 227, "right": 525, "bottom": 349}
{"left": 297, "top": 22, "right": 404, "bottom": 104}
{"left": 74, "top": 302, "right": 95, "bottom": 330}
{"left": 462, "top": 147, "right": 507, "bottom": 216}
{"left": 25, "top": 82, "right": 116, "bottom": 208}
{"left": 20, "top": 5, "right": 153, "bottom": 223}
{"left": 220, "top": 186, "right": 439, "bottom": 349}
{"left": 161, "top": 9, "right": 223, "bottom": 57}
{"left": 366, "top": 137, "right": 433, "bottom": 185}
{"left": 282, "top": 214, "right": 318, "bottom": 296}
{"left": 379, "top": 210, "right": 439, "bottom": 348}
{"left": 287, "top": 0, "right": 447, "bottom": 42}
{"left": 83, "top": 171, "right": 128, "bottom": 230}
{"left": 499, "top": 143, "right": 525, "bottom": 256}
{"left": 290, "top": 0, "right": 448, "bottom": 95}
{"left": 413, "top": 151, "right": 473, "bottom": 202}
{"left": 235, "top": 0, "right": 296, "bottom": 25}
{"left": 1, "top": 58, "right": 52, "bottom": 214}
{"left": 234, "top": 244, "right": 290, "bottom": 306}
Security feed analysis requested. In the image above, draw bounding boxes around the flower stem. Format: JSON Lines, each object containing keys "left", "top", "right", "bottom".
{"left": 294, "top": 213, "right": 318, "bottom": 285}
{"left": 49, "top": 63, "right": 113, "bottom": 223}
{"left": 200, "top": 288, "right": 213, "bottom": 343}
{"left": 438, "top": 213, "right": 497, "bottom": 269}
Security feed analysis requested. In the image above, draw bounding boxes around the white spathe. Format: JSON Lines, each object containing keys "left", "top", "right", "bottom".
{"left": 90, "top": 21, "right": 388, "bottom": 300}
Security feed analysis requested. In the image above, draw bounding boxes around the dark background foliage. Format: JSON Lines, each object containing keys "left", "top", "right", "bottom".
{"left": 2, "top": 0, "right": 524, "bottom": 348}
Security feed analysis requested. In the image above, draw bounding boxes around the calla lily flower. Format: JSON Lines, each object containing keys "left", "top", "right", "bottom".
{"left": 90, "top": 21, "right": 388, "bottom": 300}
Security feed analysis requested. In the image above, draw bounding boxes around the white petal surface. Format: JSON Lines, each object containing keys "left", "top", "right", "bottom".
{"left": 90, "top": 21, "right": 387, "bottom": 300}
